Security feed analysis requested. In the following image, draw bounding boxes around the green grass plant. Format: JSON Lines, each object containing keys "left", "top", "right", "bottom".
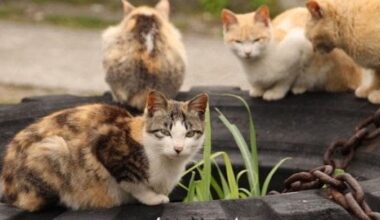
{"left": 181, "top": 95, "right": 291, "bottom": 201}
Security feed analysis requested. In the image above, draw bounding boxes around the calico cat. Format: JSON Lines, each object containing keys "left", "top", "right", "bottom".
{"left": 306, "top": 0, "right": 380, "bottom": 103}
{"left": 0, "top": 91, "right": 208, "bottom": 211}
{"left": 222, "top": 6, "right": 366, "bottom": 98}
{"left": 102, "top": 0, "right": 186, "bottom": 110}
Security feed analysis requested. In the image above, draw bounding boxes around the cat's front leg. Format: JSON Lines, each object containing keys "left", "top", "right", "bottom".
{"left": 249, "top": 85, "right": 265, "bottom": 97}
{"left": 263, "top": 81, "right": 291, "bottom": 101}
{"left": 355, "top": 86, "right": 372, "bottom": 98}
{"left": 120, "top": 182, "right": 169, "bottom": 206}
{"left": 356, "top": 69, "right": 379, "bottom": 99}
{"left": 368, "top": 89, "right": 380, "bottom": 104}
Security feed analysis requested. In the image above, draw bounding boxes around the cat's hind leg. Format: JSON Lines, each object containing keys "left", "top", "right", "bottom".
{"left": 1, "top": 173, "right": 49, "bottom": 212}
{"left": 1, "top": 136, "right": 72, "bottom": 211}
{"left": 17, "top": 136, "right": 71, "bottom": 211}
{"left": 15, "top": 189, "right": 56, "bottom": 212}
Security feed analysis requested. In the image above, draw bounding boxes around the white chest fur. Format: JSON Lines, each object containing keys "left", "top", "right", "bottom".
{"left": 242, "top": 29, "right": 312, "bottom": 87}
{"left": 146, "top": 153, "right": 186, "bottom": 195}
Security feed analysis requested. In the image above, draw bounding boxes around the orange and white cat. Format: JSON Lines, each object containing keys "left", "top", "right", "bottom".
{"left": 274, "top": 7, "right": 368, "bottom": 94}
{"left": 306, "top": 0, "right": 380, "bottom": 103}
{"left": 222, "top": 6, "right": 312, "bottom": 100}
{"left": 222, "top": 6, "right": 367, "bottom": 100}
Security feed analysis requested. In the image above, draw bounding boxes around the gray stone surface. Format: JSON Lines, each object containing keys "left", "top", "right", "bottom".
{"left": 0, "top": 21, "right": 248, "bottom": 94}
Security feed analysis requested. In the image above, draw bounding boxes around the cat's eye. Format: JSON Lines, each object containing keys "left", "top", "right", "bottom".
{"left": 186, "top": 131, "right": 195, "bottom": 138}
{"left": 234, "top": 40, "right": 243, "bottom": 44}
{"left": 252, "top": 38, "right": 261, "bottom": 43}
{"left": 160, "top": 129, "right": 171, "bottom": 136}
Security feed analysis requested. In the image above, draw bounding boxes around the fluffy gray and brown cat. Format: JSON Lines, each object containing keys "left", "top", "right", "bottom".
{"left": 0, "top": 91, "right": 208, "bottom": 211}
{"left": 102, "top": 0, "right": 187, "bottom": 110}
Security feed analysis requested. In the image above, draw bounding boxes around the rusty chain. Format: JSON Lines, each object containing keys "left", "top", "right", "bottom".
{"left": 324, "top": 108, "right": 380, "bottom": 170}
{"left": 274, "top": 108, "right": 380, "bottom": 220}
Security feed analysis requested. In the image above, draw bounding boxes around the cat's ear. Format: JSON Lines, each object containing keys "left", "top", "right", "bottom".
{"left": 307, "top": 0, "right": 324, "bottom": 19}
{"left": 122, "top": 0, "right": 135, "bottom": 15}
{"left": 146, "top": 90, "right": 168, "bottom": 116}
{"left": 188, "top": 93, "right": 209, "bottom": 120}
{"left": 255, "top": 5, "right": 270, "bottom": 26}
{"left": 156, "top": 0, "right": 170, "bottom": 19}
{"left": 221, "top": 9, "right": 238, "bottom": 30}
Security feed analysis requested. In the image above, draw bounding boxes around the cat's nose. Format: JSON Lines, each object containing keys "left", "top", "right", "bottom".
{"left": 174, "top": 145, "right": 183, "bottom": 154}
{"left": 245, "top": 52, "right": 251, "bottom": 57}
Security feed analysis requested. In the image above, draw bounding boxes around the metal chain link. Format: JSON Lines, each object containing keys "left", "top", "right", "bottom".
{"left": 323, "top": 109, "right": 380, "bottom": 170}
{"left": 274, "top": 108, "right": 380, "bottom": 220}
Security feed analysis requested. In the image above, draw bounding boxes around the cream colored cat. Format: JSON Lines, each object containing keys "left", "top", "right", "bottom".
{"left": 222, "top": 6, "right": 367, "bottom": 98}
{"left": 222, "top": 6, "right": 312, "bottom": 100}
{"left": 306, "top": 0, "right": 380, "bottom": 103}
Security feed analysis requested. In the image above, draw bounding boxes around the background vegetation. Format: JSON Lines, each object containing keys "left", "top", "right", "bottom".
{"left": 0, "top": 0, "right": 283, "bottom": 31}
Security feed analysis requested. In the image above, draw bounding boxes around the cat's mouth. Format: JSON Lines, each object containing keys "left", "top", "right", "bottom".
{"left": 166, "top": 153, "right": 187, "bottom": 159}
{"left": 242, "top": 53, "right": 256, "bottom": 60}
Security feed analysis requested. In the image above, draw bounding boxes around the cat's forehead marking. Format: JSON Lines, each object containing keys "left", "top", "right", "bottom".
{"left": 171, "top": 120, "right": 187, "bottom": 138}
{"left": 168, "top": 102, "right": 186, "bottom": 121}
{"left": 145, "top": 100, "right": 205, "bottom": 134}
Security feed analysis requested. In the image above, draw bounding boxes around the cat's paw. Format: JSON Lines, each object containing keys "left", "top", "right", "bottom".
{"left": 355, "top": 86, "right": 371, "bottom": 98}
{"left": 249, "top": 87, "right": 264, "bottom": 97}
{"left": 291, "top": 86, "right": 307, "bottom": 95}
{"left": 368, "top": 90, "right": 380, "bottom": 104}
{"left": 263, "top": 90, "right": 286, "bottom": 101}
{"left": 142, "top": 194, "right": 169, "bottom": 206}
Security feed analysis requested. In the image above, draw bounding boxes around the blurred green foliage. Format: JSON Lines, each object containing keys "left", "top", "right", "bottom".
{"left": 31, "top": 0, "right": 103, "bottom": 5}
{"left": 250, "top": 0, "right": 270, "bottom": 8}
{"left": 0, "top": 0, "right": 280, "bottom": 30}
{"left": 200, "top": 0, "right": 278, "bottom": 15}
{"left": 0, "top": 7, "right": 23, "bottom": 20}
{"left": 200, "top": 0, "right": 227, "bottom": 15}
{"left": 45, "top": 15, "right": 114, "bottom": 29}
